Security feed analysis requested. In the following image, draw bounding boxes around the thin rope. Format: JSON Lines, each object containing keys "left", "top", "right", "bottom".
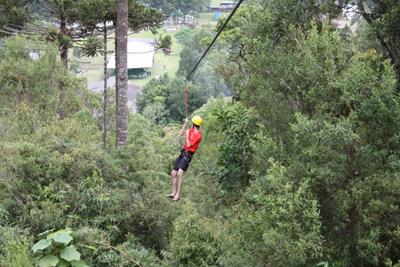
{"left": 184, "top": 85, "right": 190, "bottom": 118}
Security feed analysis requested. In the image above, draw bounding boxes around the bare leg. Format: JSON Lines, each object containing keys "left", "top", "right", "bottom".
{"left": 174, "top": 169, "right": 184, "bottom": 200}
{"left": 167, "top": 170, "right": 178, "bottom": 197}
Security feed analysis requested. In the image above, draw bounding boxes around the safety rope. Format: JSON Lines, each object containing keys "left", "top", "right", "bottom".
{"left": 184, "top": 85, "right": 190, "bottom": 118}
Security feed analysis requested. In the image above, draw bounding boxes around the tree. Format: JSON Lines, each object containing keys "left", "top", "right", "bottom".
{"left": 354, "top": 0, "right": 400, "bottom": 83}
{"left": 30, "top": 0, "right": 164, "bottom": 121}
{"left": 179, "top": 0, "right": 209, "bottom": 18}
{"left": 142, "top": 0, "right": 177, "bottom": 17}
{"left": 29, "top": 0, "right": 82, "bottom": 70}
{"left": 143, "top": 0, "right": 210, "bottom": 20}
{"left": 0, "top": 0, "right": 30, "bottom": 37}
{"left": 115, "top": 0, "right": 167, "bottom": 147}
{"left": 215, "top": 103, "right": 257, "bottom": 191}
{"left": 222, "top": 164, "right": 323, "bottom": 267}
{"left": 318, "top": 0, "right": 400, "bottom": 83}
{"left": 116, "top": 0, "right": 129, "bottom": 147}
{"left": 177, "top": 27, "right": 213, "bottom": 77}
{"left": 11, "top": 0, "right": 92, "bottom": 118}
{"left": 209, "top": 1, "right": 400, "bottom": 265}
{"left": 78, "top": 0, "right": 115, "bottom": 150}
{"left": 77, "top": 0, "right": 165, "bottom": 148}
{"left": 0, "top": 37, "right": 61, "bottom": 111}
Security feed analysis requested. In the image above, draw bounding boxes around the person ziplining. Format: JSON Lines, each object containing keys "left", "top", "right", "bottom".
{"left": 164, "top": 0, "right": 243, "bottom": 202}
{"left": 166, "top": 115, "right": 203, "bottom": 201}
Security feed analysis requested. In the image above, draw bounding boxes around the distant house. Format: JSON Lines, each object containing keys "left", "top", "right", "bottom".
{"left": 219, "top": 1, "right": 236, "bottom": 10}
{"left": 209, "top": 1, "right": 236, "bottom": 12}
{"left": 107, "top": 39, "right": 155, "bottom": 78}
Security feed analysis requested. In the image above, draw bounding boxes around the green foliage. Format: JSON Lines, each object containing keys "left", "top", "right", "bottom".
{"left": 0, "top": 226, "right": 34, "bottom": 267}
{"left": 156, "top": 34, "right": 173, "bottom": 55}
{"left": 0, "top": 105, "right": 180, "bottom": 263}
{"left": 77, "top": 0, "right": 164, "bottom": 33}
{"left": 142, "top": 102, "right": 169, "bottom": 125}
{"left": 351, "top": 0, "right": 400, "bottom": 81}
{"left": 77, "top": 0, "right": 115, "bottom": 30}
{"left": 214, "top": 102, "right": 257, "bottom": 192}
{"left": 0, "top": 37, "right": 60, "bottom": 111}
{"left": 0, "top": 37, "right": 101, "bottom": 121}
{"left": 2, "top": 0, "right": 400, "bottom": 266}
{"left": 137, "top": 75, "right": 210, "bottom": 122}
{"left": 143, "top": 0, "right": 210, "bottom": 17}
{"left": 222, "top": 163, "right": 323, "bottom": 267}
{"left": 32, "top": 229, "right": 88, "bottom": 267}
{"left": 81, "top": 36, "right": 103, "bottom": 57}
{"left": 127, "top": 0, "right": 164, "bottom": 32}
{"left": 211, "top": 1, "right": 400, "bottom": 265}
{"left": 0, "top": 117, "right": 105, "bottom": 233}
{"left": 0, "top": 0, "right": 31, "bottom": 37}
{"left": 167, "top": 204, "right": 223, "bottom": 267}
{"left": 177, "top": 27, "right": 213, "bottom": 77}
{"left": 175, "top": 28, "right": 194, "bottom": 45}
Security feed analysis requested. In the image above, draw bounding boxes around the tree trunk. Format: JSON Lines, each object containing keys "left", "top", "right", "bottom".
{"left": 103, "top": 23, "right": 109, "bottom": 150}
{"left": 58, "top": 16, "right": 68, "bottom": 119}
{"left": 60, "top": 17, "right": 69, "bottom": 70}
{"left": 116, "top": 0, "right": 129, "bottom": 147}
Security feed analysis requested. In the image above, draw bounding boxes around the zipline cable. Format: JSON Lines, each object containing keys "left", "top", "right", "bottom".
{"left": 185, "top": 0, "right": 245, "bottom": 81}
{"left": 182, "top": 0, "right": 245, "bottom": 117}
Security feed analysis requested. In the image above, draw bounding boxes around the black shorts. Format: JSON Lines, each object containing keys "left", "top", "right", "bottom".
{"left": 173, "top": 150, "right": 193, "bottom": 172}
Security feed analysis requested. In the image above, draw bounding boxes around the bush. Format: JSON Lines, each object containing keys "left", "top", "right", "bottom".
{"left": 221, "top": 163, "right": 323, "bottom": 267}
{"left": 73, "top": 227, "right": 162, "bottom": 267}
{"left": 31, "top": 229, "right": 89, "bottom": 267}
{"left": 167, "top": 204, "right": 223, "bottom": 267}
{"left": 0, "top": 226, "right": 34, "bottom": 267}
{"left": 0, "top": 117, "right": 106, "bottom": 234}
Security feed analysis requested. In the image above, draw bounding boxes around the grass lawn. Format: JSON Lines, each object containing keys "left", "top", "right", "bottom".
{"left": 211, "top": 0, "right": 223, "bottom": 6}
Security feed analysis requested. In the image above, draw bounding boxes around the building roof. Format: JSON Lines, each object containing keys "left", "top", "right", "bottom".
{"left": 107, "top": 39, "right": 155, "bottom": 69}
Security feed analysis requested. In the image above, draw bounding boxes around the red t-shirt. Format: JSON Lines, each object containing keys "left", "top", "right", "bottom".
{"left": 183, "top": 127, "right": 202, "bottom": 154}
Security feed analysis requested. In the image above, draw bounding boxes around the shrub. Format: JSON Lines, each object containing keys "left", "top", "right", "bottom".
{"left": 167, "top": 204, "right": 223, "bottom": 267}
{"left": 221, "top": 163, "right": 323, "bottom": 267}
{"left": 0, "top": 226, "right": 34, "bottom": 267}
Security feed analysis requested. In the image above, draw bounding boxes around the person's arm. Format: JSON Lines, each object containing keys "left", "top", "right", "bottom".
{"left": 179, "top": 118, "right": 189, "bottom": 137}
{"left": 186, "top": 129, "right": 190, "bottom": 147}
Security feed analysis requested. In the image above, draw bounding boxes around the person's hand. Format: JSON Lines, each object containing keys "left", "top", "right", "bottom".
{"left": 183, "top": 117, "right": 189, "bottom": 124}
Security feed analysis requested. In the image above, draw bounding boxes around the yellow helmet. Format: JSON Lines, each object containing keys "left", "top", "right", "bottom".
{"left": 192, "top": 115, "right": 203, "bottom": 126}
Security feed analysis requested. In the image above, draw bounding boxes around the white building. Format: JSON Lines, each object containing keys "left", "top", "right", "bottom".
{"left": 107, "top": 39, "right": 155, "bottom": 78}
